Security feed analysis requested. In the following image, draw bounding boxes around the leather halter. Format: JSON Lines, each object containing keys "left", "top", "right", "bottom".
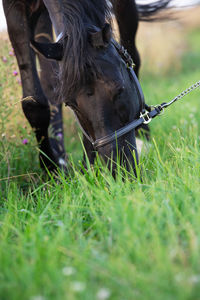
{"left": 56, "top": 32, "right": 158, "bottom": 149}
{"left": 74, "top": 38, "right": 148, "bottom": 149}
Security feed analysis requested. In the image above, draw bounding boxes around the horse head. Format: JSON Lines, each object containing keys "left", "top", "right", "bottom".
{"left": 32, "top": 20, "right": 144, "bottom": 175}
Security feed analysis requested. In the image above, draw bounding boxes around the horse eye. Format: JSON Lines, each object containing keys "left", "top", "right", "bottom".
{"left": 87, "top": 91, "right": 94, "bottom": 97}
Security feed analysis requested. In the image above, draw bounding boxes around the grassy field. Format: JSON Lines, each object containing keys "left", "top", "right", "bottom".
{"left": 0, "top": 8, "right": 200, "bottom": 300}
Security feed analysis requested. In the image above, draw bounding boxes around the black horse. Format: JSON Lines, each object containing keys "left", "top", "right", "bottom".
{"left": 3, "top": 0, "right": 171, "bottom": 174}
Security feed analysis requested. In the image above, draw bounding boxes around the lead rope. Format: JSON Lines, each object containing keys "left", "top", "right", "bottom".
{"left": 142, "top": 80, "right": 200, "bottom": 124}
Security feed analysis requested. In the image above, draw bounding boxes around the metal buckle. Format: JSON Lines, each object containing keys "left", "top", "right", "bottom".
{"left": 131, "top": 62, "right": 136, "bottom": 69}
{"left": 140, "top": 110, "right": 152, "bottom": 124}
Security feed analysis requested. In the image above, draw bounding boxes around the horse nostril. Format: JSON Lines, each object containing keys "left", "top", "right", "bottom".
{"left": 87, "top": 91, "right": 94, "bottom": 97}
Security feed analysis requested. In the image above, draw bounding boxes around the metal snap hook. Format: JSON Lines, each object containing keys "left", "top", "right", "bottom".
{"left": 153, "top": 105, "right": 165, "bottom": 116}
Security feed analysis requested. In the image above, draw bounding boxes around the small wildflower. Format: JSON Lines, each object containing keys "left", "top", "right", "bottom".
{"left": 56, "top": 220, "right": 64, "bottom": 227}
{"left": 16, "top": 77, "right": 21, "bottom": 85}
{"left": 59, "top": 158, "right": 67, "bottom": 167}
{"left": 30, "top": 296, "right": 45, "bottom": 300}
{"left": 175, "top": 273, "right": 200, "bottom": 285}
{"left": 188, "top": 275, "right": 200, "bottom": 284}
{"left": 13, "top": 70, "right": 18, "bottom": 76}
{"left": 19, "top": 209, "right": 28, "bottom": 212}
{"left": 175, "top": 273, "right": 184, "bottom": 283}
{"left": 62, "top": 266, "right": 76, "bottom": 276}
{"left": 9, "top": 50, "right": 14, "bottom": 56}
{"left": 97, "top": 288, "right": 111, "bottom": 300}
{"left": 191, "top": 107, "right": 197, "bottom": 113}
{"left": 56, "top": 133, "right": 63, "bottom": 141}
{"left": 71, "top": 281, "right": 86, "bottom": 293}
{"left": 22, "top": 138, "right": 28, "bottom": 145}
{"left": 2, "top": 56, "right": 7, "bottom": 63}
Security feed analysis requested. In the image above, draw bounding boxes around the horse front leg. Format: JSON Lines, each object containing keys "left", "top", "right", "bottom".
{"left": 34, "top": 5, "right": 67, "bottom": 170}
{"left": 3, "top": 0, "right": 67, "bottom": 171}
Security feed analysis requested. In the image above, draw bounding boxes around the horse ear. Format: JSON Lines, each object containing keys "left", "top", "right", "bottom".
{"left": 90, "top": 23, "right": 112, "bottom": 48}
{"left": 30, "top": 40, "right": 63, "bottom": 61}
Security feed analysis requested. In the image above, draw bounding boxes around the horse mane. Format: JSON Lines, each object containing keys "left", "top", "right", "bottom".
{"left": 58, "top": 0, "right": 112, "bottom": 102}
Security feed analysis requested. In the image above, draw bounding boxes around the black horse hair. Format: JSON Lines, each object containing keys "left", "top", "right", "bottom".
{"left": 58, "top": 0, "right": 111, "bottom": 102}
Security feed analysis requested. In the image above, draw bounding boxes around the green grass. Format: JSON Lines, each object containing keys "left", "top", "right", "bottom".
{"left": 0, "top": 28, "right": 200, "bottom": 300}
